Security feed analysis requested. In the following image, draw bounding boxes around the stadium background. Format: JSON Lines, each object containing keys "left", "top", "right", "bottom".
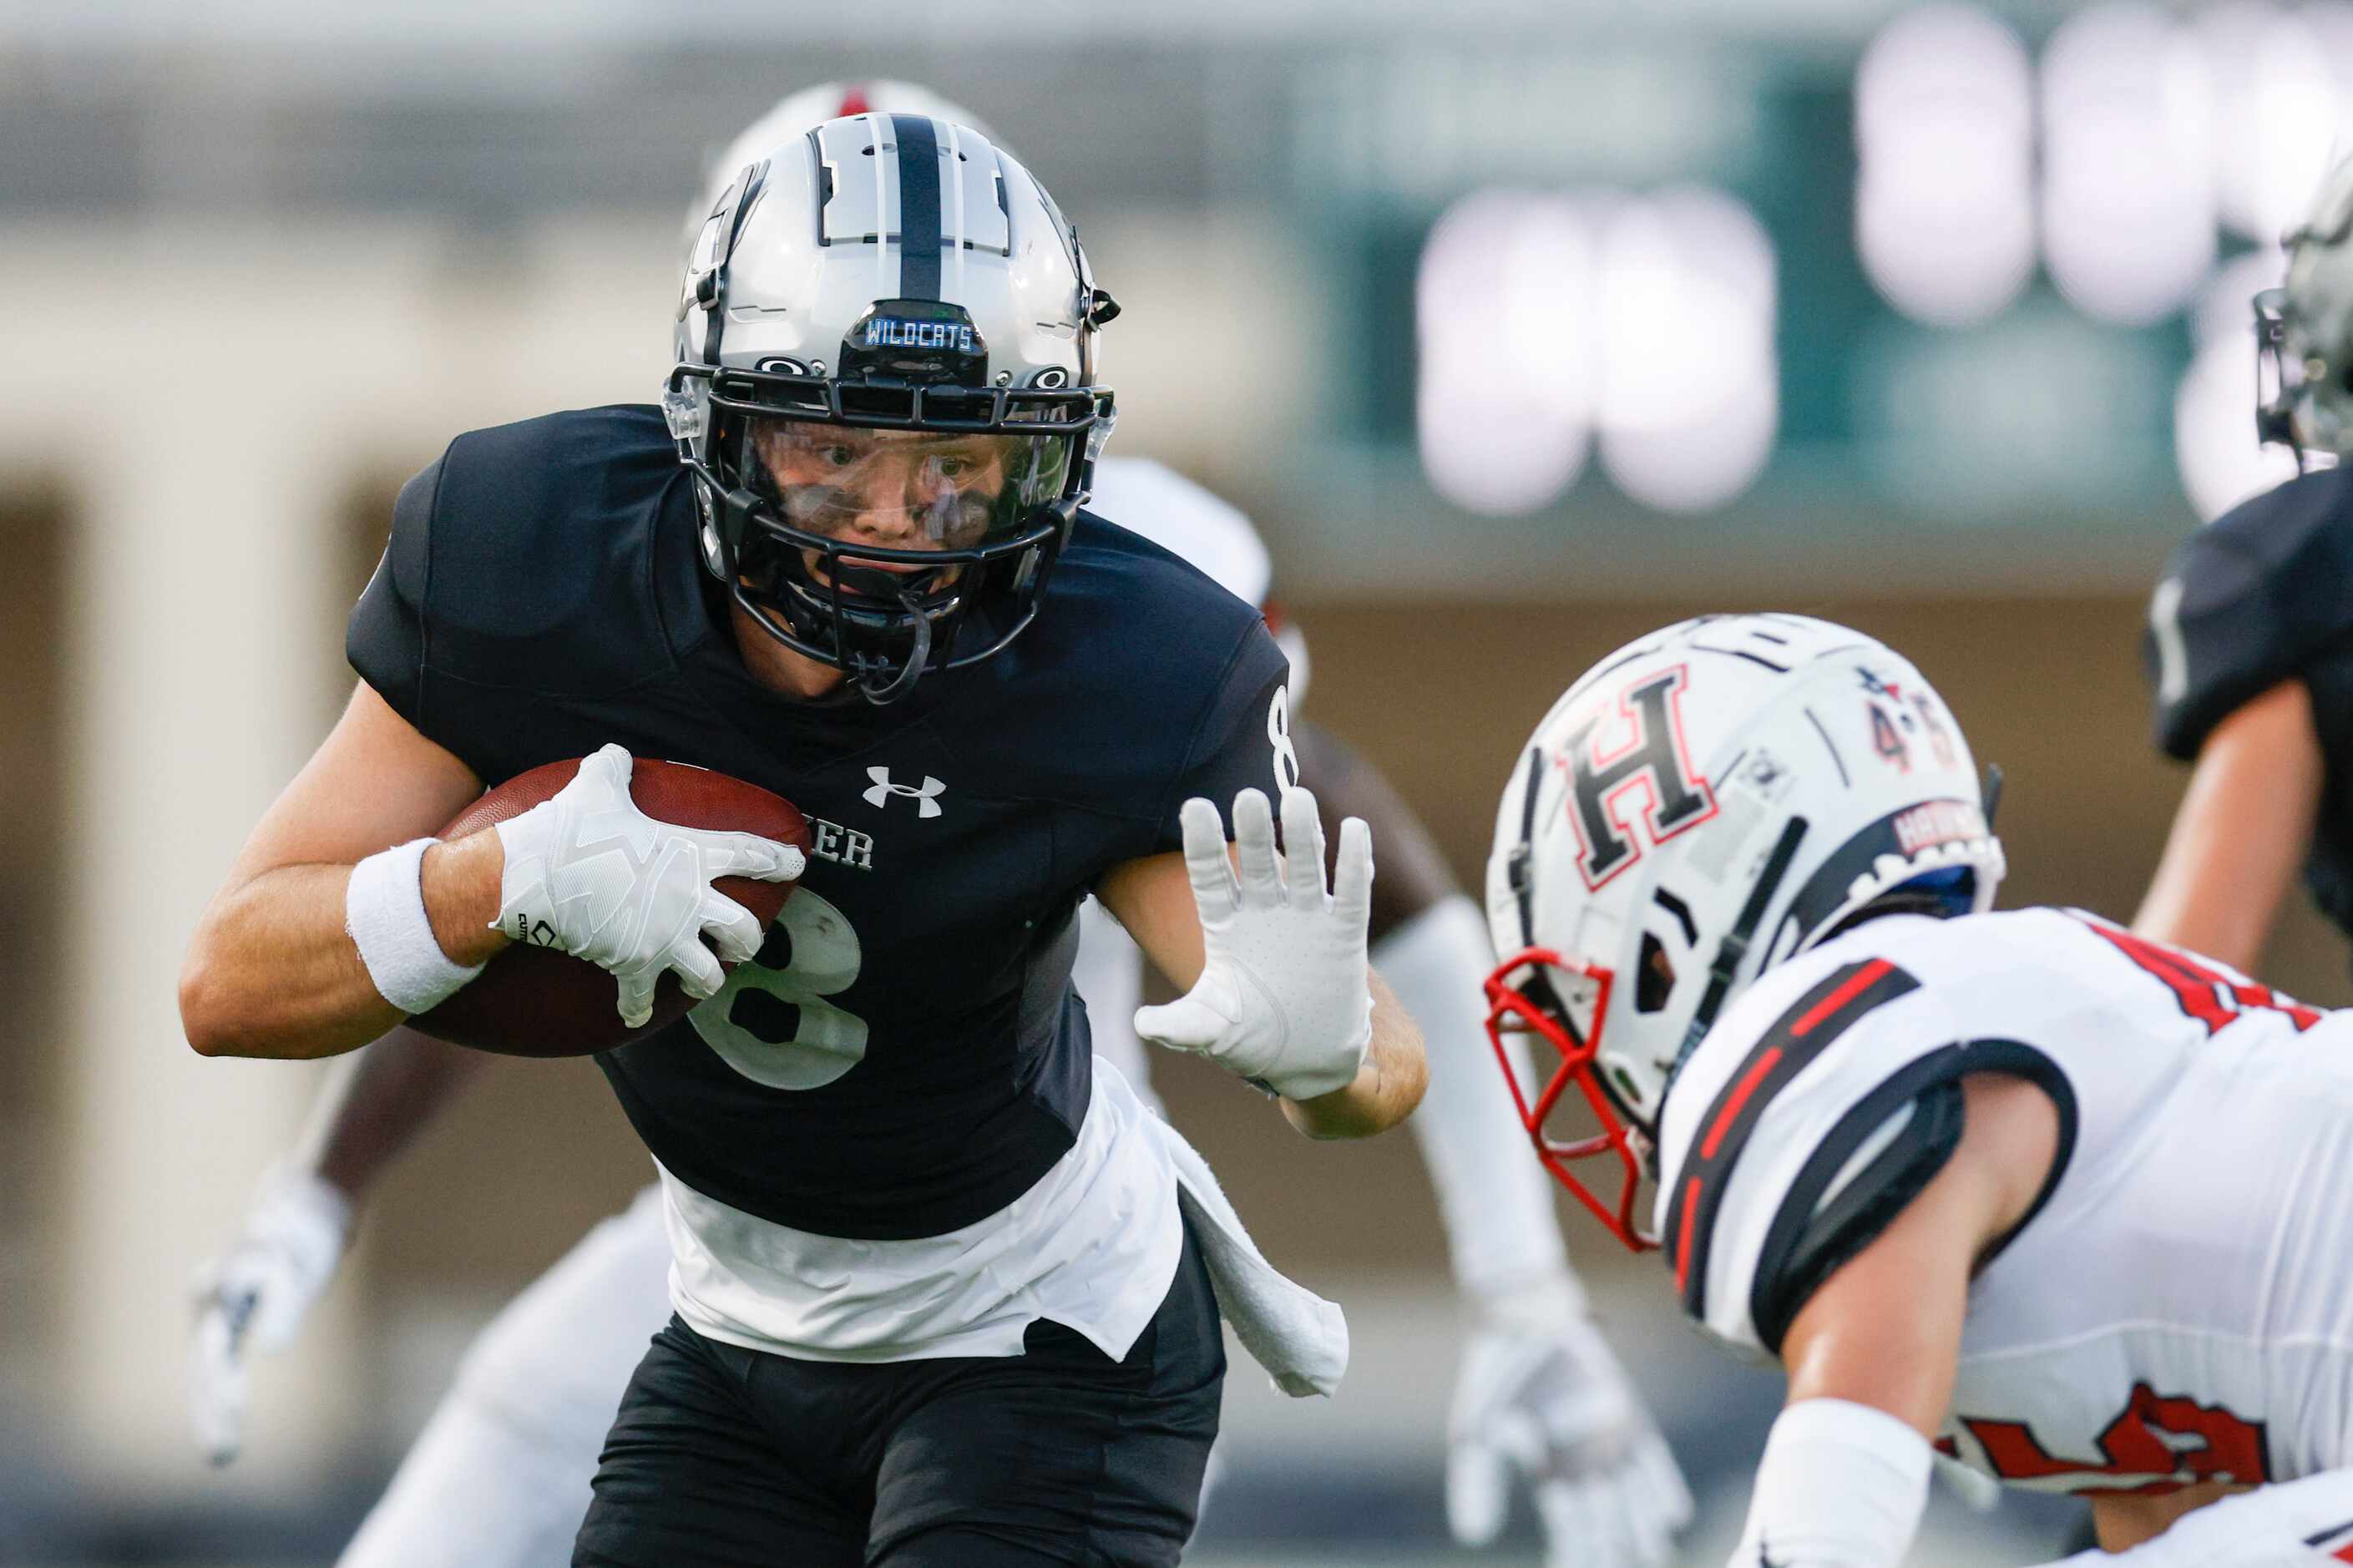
{"left": 0, "top": 1, "right": 2341, "bottom": 1561}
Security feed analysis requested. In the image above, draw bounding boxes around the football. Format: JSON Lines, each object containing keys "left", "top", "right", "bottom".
{"left": 409, "top": 756, "right": 811, "bottom": 1056}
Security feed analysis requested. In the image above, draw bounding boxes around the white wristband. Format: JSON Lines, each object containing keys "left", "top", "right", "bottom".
{"left": 345, "top": 838, "right": 484, "bottom": 1014}
{"left": 1733, "top": 1398, "right": 1930, "bottom": 1568}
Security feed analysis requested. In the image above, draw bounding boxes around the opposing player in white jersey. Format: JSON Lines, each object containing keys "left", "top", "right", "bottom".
{"left": 1485, "top": 612, "right": 2353, "bottom": 1567}
{"left": 188, "top": 80, "right": 1688, "bottom": 1568}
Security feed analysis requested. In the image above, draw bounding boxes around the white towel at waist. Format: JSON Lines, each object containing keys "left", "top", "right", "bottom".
{"left": 1130, "top": 1092, "right": 1350, "bottom": 1399}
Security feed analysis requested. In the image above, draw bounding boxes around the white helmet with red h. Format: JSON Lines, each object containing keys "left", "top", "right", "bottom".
{"left": 1481, "top": 615, "right": 2006, "bottom": 1249}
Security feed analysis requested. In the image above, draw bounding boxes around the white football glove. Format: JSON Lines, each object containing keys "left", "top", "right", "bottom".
{"left": 1450, "top": 1279, "right": 1693, "bottom": 1568}
{"left": 1134, "top": 787, "right": 1373, "bottom": 1102}
{"left": 188, "top": 1165, "right": 352, "bottom": 1466}
{"left": 493, "top": 744, "right": 805, "bottom": 1028}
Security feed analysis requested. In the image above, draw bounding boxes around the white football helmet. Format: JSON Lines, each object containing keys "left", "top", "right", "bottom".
{"left": 1481, "top": 615, "right": 2006, "bottom": 1249}
{"left": 687, "top": 82, "right": 999, "bottom": 244}
{"left": 666, "top": 113, "right": 1116, "bottom": 702}
{"left": 2260, "top": 153, "right": 2353, "bottom": 462}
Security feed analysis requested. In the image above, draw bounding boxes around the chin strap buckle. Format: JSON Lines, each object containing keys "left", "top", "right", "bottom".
{"left": 853, "top": 589, "right": 935, "bottom": 706}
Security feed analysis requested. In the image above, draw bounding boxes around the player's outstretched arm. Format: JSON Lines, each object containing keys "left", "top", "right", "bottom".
{"left": 1730, "top": 1072, "right": 2058, "bottom": 1568}
{"left": 188, "top": 1026, "right": 485, "bottom": 1464}
{"left": 2133, "top": 679, "right": 2321, "bottom": 972}
{"left": 1101, "top": 786, "right": 1426, "bottom": 1138}
{"left": 181, "top": 681, "right": 499, "bottom": 1059}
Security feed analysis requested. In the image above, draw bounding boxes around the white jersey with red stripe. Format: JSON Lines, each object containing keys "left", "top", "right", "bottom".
{"left": 1653, "top": 904, "right": 2353, "bottom": 1500}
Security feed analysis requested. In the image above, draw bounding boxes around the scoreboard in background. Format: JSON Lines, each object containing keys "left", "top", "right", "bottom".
{"left": 1278, "top": 3, "right": 2345, "bottom": 573}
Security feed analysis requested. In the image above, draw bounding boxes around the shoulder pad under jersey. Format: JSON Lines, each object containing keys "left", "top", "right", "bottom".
{"left": 939, "top": 512, "right": 1286, "bottom": 828}
{"left": 2147, "top": 466, "right": 2353, "bottom": 761}
{"left": 347, "top": 404, "right": 686, "bottom": 780}
{"left": 1653, "top": 944, "right": 2067, "bottom": 1359}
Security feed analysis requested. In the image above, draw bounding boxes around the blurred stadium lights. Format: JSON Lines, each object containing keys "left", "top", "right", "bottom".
{"left": 2175, "top": 250, "right": 2300, "bottom": 521}
{"left": 1415, "top": 190, "right": 1596, "bottom": 515}
{"left": 2197, "top": 1, "right": 2353, "bottom": 243}
{"left": 1596, "top": 186, "right": 1779, "bottom": 512}
{"left": 2039, "top": 3, "right": 2215, "bottom": 326}
{"left": 1854, "top": 4, "right": 2037, "bottom": 328}
{"left": 1416, "top": 185, "right": 1775, "bottom": 516}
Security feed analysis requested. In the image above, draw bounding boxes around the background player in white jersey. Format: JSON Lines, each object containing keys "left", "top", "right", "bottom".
{"left": 1485, "top": 613, "right": 2353, "bottom": 1566}
{"left": 190, "top": 81, "right": 1687, "bottom": 1568}
{"left": 2138, "top": 153, "right": 2353, "bottom": 976}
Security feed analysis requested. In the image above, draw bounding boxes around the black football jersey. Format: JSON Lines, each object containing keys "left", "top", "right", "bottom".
{"left": 349, "top": 405, "right": 1288, "bottom": 1240}
{"left": 2144, "top": 466, "right": 2353, "bottom": 942}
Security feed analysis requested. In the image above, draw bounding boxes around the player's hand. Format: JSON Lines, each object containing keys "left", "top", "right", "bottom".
{"left": 1135, "top": 787, "right": 1374, "bottom": 1101}
{"left": 1448, "top": 1279, "right": 1693, "bottom": 1568}
{"left": 188, "top": 1165, "right": 353, "bottom": 1466}
{"left": 492, "top": 744, "right": 805, "bottom": 1027}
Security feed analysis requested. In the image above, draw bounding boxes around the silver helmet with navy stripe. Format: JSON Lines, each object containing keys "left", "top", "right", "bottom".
{"left": 687, "top": 83, "right": 999, "bottom": 245}
{"left": 1480, "top": 615, "right": 2006, "bottom": 1251}
{"left": 665, "top": 113, "right": 1117, "bottom": 703}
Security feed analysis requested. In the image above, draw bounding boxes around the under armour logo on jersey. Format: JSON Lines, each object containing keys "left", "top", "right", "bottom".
{"left": 1561, "top": 665, "right": 1717, "bottom": 890}
{"left": 863, "top": 766, "right": 946, "bottom": 818}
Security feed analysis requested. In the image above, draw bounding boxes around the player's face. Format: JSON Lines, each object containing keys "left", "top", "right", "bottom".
{"left": 751, "top": 418, "right": 1020, "bottom": 577}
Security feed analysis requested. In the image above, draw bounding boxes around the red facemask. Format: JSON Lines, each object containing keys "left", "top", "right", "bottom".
{"left": 1482, "top": 947, "right": 1658, "bottom": 1253}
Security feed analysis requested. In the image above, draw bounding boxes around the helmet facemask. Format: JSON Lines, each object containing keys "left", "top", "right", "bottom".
{"left": 667, "top": 119, "right": 1117, "bottom": 704}
{"left": 1482, "top": 947, "right": 1656, "bottom": 1250}
{"left": 682, "top": 361, "right": 1097, "bottom": 702}
{"left": 2260, "top": 155, "right": 2353, "bottom": 467}
{"left": 1482, "top": 807, "right": 1815, "bottom": 1254}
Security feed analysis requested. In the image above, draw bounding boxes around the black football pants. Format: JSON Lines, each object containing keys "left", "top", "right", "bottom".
{"left": 572, "top": 1226, "right": 1223, "bottom": 1567}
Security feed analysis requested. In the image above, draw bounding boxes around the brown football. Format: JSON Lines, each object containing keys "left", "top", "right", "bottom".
{"left": 409, "top": 756, "right": 810, "bottom": 1056}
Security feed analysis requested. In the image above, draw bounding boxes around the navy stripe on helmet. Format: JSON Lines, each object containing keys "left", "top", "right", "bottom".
{"left": 892, "top": 114, "right": 943, "bottom": 300}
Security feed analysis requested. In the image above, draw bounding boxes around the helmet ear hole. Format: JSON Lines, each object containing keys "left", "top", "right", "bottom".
{"left": 1635, "top": 931, "right": 1677, "bottom": 1014}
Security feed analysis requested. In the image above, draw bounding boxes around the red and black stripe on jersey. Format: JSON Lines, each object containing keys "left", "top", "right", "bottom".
{"left": 1663, "top": 957, "right": 1921, "bottom": 1323}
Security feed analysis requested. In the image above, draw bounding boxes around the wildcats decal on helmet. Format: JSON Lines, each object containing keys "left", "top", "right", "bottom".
{"left": 1565, "top": 665, "right": 1718, "bottom": 890}
{"left": 863, "top": 316, "right": 979, "bottom": 352}
{"left": 839, "top": 300, "right": 989, "bottom": 385}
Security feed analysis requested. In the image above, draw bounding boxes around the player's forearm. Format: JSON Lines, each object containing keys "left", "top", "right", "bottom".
{"left": 2133, "top": 679, "right": 2319, "bottom": 971}
{"left": 181, "top": 834, "right": 507, "bottom": 1059}
{"left": 2089, "top": 1479, "right": 2249, "bottom": 1553}
{"left": 301, "top": 1029, "right": 490, "bottom": 1202}
{"left": 1283, "top": 971, "right": 1425, "bottom": 1138}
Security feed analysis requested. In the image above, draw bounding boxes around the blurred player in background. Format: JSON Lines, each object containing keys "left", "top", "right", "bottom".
{"left": 2138, "top": 154, "right": 2353, "bottom": 977}
{"left": 1488, "top": 614, "right": 2353, "bottom": 1567}
{"left": 190, "top": 81, "right": 1686, "bottom": 1568}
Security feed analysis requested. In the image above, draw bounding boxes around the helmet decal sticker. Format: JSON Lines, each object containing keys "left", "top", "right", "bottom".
{"left": 1565, "top": 665, "right": 1719, "bottom": 890}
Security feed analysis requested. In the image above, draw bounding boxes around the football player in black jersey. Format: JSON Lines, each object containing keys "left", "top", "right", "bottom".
{"left": 179, "top": 114, "right": 1422, "bottom": 1568}
{"left": 2138, "top": 155, "right": 2353, "bottom": 973}
{"left": 188, "top": 81, "right": 1687, "bottom": 1568}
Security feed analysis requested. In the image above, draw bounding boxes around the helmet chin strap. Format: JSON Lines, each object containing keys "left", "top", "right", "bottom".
{"left": 851, "top": 584, "right": 934, "bottom": 706}
{"left": 1671, "top": 816, "right": 1810, "bottom": 1082}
